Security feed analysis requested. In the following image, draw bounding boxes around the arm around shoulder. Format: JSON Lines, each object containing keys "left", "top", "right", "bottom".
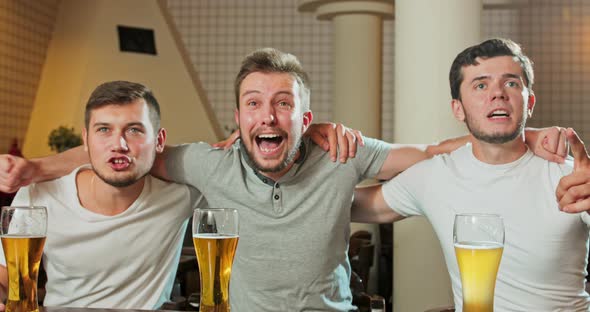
{"left": 425, "top": 135, "right": 470, "bottom": 156}
{"left": 352, "top": 184, "right": 405, "bottom": 223}
{"left": 32, "top": 145, "right": 88, "bottom": 182}
{"left": 151, "top": 144, "right": 207, "bottom": 184}
{"left": 151, "top": 145, "right": 175, "bottom": 181}
{"left": 374, "top": 135, "right": 470, "bottom": 181}
{"left": 0, "top": 146, "right": 87, "bottom": 193}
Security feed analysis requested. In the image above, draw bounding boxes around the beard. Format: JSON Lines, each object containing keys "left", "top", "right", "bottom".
{"left": 94, "top": 170, "right": 147, "bottom": 187}
{"left": 463, "top": 105, "right": 527, "bottom": 144}
{"left": 89, "top": 152, "right": 154, "bottom": 188}
{"left": 240, "top": 137, "right": 302, "bottom": 173}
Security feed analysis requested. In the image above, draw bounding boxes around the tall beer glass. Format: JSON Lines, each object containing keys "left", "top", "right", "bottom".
{"left": 193, "top": 208, "right": 239, "bottom": 312}
{"left": 1, "top": 206, "right": 47, "bottom": 312}
{"left": 454, "top": 214, "right": 504, "bottom": 312}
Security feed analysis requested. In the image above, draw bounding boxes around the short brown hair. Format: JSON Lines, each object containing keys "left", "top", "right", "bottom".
{"left": 85, "top": 81, "right": 161, "bottom": 131}
{"left": 234, "top": 48, "right": 311, "bottom": 111}
{"left": 449, "top": 38, "right": 534, "bottom": 100}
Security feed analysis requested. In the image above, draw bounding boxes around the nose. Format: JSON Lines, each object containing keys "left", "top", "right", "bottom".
{"left": 261, "top": 105, "right": 276, "bottom": 126}
{"left": 490, "top": 81, "right": 508, "bottom": 101}
{"left": 111, "top": 133, "right": 129, "bottom": 152}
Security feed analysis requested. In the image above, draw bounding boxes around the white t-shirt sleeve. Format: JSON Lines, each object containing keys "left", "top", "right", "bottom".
{"left": 381, "top": 159, "right": 432, "bottom": 217}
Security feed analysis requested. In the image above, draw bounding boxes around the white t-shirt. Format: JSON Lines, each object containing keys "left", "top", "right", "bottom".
{"left": 382, "top": 144, "right": 590, "bottom": 312}
{"left": 0, "top": 165, "right": 202, "bottom": 309}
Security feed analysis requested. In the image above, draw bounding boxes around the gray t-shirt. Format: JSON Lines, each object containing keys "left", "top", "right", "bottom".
{"left": 166, "top": 137, "right": 391, "bottom": 312}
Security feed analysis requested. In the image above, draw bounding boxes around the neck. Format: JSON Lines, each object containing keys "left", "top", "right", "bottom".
{"left": 470, "top": 134, "right": 528, "bottom": 164}
{"left": 76, "top": 169, "right": 145, "bottom": 216}
{"left": 259, "top": 150, "right": 301, "bottom": 181}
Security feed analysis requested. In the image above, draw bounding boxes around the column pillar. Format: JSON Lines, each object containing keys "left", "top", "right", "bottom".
{"left": 393, "top": 0, "right": 482, "bottom": 311}
{"left": 299, "top": 0, "right": 394, "bottom": 138}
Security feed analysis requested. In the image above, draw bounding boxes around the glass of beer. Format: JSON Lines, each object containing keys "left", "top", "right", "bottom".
{"left": 1, "top": 206, "right": 47, "bottom": 312}
{"left": 193, "top": 208, "right": 239, "bottom": 312}
{"left": 453, "top": 213, "right": 504, "bottom": 312}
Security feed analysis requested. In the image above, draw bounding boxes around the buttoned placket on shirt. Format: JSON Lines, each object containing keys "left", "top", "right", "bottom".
{"left": 248, "top": 142, "right": 307, "bottom": 214}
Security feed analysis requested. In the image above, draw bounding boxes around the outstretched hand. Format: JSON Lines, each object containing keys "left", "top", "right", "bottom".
{"left": 556, "top": 128, "right": 590, "bottom": 213}
{"left": 0, "top": 154, "right": 36, "bottom": 193}
{"left": 304, "top": 123, "right": 364, "bottom": 163}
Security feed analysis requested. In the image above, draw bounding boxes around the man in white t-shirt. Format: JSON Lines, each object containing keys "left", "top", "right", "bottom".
{"left": 0, "top": 78, "right": 366, "bottom": 311}
{"left": 0, "top": 81, "right": 205, "bottom": 309}
{"left": 353, "top": 38, "right": 590, "bottom": 311}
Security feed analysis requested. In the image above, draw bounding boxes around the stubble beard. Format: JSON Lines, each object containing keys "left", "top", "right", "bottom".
{"left": 89, "top": 154, "right": 153, "bottom": 188}
{"left": 93, "top": 168, "right": 148, "bottom": 187}
{"left": 241, "top": 137, "right": 302, "bottom": 174}
{"left": 463, "top": 105, "right": 527, "bottom": 144}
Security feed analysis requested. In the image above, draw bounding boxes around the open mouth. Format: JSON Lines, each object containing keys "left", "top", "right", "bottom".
{"left": 487, "top": 109, "right": 510, "bottom": 119}
{"left": 108, "top": 156, "right": 131, "bottom": 170}
{"left": 255, "top": 133, "right": 285, "bottom": 154}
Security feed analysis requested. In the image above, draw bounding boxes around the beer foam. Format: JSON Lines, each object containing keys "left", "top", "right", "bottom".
{"left": 454, "top": 241, "right": 503, "bottom": 250}
{"left": 193, "top": 233, "right": 239, "bottom": 239}
{"left": 0, "top": 235, "right": 46, "bottom": 239}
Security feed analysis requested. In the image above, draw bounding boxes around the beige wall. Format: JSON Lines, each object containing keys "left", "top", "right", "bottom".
{"left": 393, "top": 0, "right": 480, "bottom": 310}
{"left": 0, "top": 0, "right": 59, "bottom": 155}
{"left": 24, "top": 0, "right": 221, "bottom": 157}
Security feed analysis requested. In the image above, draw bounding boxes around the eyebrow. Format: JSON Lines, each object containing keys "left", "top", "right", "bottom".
{"left": 92, "top": 122, "right": 146, "bottom": 128}
{"left": 240, "top": 90, "right": 294, "bottom": 98}
{"left": 92, "top": 122, "right": 110, "bottom": 128}
{"left": 241, "top": 90, "right": 261, "bottom": 97}
{"left": 471, "top": 73, "right": 522, "bottom": 83}
{"left": 502, "top": 73, "right": 522, "bottom": 80}
{"left": 126, "top": 122, "right": 146, "bottom": 128}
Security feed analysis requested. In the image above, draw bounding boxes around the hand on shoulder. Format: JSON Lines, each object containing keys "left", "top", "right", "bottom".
{"left": 556, "top": 128, "right": 590, "bottom": 213}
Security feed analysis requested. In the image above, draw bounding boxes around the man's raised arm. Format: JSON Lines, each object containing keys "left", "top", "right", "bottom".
{"left": 352, "top": 184, "right": 405, "bottom": 223}
{"left": 0, "top": 146, "right": 87, "bottom": 193}
{"left": 375, "top": 127, "right": 568, "bottom": 181}
{"left": 150, "top": 146, "right": 177, "bottom": 182}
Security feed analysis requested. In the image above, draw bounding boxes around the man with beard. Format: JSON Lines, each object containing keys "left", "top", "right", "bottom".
{"left": 0, "top": 49, "right": 409, "bottom": 311}
{"left": 0, "top": 48, "right": 566, "bottom": 311}
{"left": 150, "top": 48, "right": 433, "bottom": 311}
{"left": 352, "top": 38, "right": 590, "bottom": 311}
{"left": 150, "top": 47, "right": 564, "bottom": 311}
{"left": 0, "top": 81, "right": 206, "bottom": 309}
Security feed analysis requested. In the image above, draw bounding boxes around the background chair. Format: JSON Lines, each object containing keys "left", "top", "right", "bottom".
{"left": 38, "top": 259, "right": 47, "bottom": 305}
{"left": 378, "top": 223, "right": 393, "bottom": 311}
{"left": 349, "top": 231, "right": 386, "bottom": 311}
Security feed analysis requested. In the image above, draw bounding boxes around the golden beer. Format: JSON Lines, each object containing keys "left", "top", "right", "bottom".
{"left": 1, "top": 235, "right": 46, "bottom": 312}
{"left": 193, "top": 234, "right": 239, "bottom": 312}
{"left": 455, "top": 242, "right": 503, "bottom": 312}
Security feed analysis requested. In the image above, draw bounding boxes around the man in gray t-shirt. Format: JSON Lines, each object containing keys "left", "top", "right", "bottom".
{"left": 0, "top": 48, "right": 559, "bottom": 311}
{"left": 0, "top": 48, "right": 432, "bottom": 311}
{"left": 151, "top": 48, "right": 432, "bottom": 311}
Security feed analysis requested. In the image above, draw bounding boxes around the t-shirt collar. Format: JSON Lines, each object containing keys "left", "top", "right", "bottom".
{"left": 239, "top": 138, "right": 308, "bottom": 186}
